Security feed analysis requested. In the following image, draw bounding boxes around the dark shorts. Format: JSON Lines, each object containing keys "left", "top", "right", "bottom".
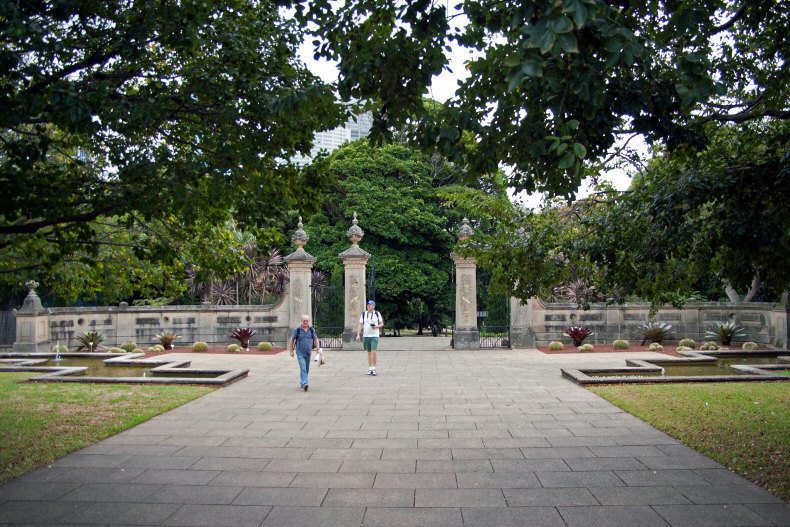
{"left": 363, "top": 337, "right": 379, "bottom": 352}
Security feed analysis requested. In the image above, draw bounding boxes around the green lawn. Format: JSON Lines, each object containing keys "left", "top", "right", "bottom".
{"left": 590, "top": 381, "right": 790, "bottom": 502}
{"left": 0, "top": 372, "right": 214, "bottom": 484}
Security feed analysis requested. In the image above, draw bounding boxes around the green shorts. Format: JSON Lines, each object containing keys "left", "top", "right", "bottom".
{"left": 363, "top": 337, "right": 379, "bottom": 352}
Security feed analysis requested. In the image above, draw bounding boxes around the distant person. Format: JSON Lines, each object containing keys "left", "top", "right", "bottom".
{"left": 356, "top": 300, "right": 383, "bottom": 376}
{"left": 432, "top": 324, "right": 438, "bottom": 337}
{"left": 289, "top": 315, "right": 318, "bottom": 391}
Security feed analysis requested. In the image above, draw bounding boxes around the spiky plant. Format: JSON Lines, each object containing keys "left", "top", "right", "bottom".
{"left": 75, "top": 330, "right": 107, "bottom": 352}
{"left": 705, "top": 321, "right": 746, "bottom": 345}
{"left": 154, "top": 332, "right": 181, "bottom": 349}
{"left": 564, "top": 326, "right": 592, "bottom": 347}
{"left": 636, "top": 321, "right": 674, "bottom": 345}
{"left": 230, "top": 327, "right": 257, "bottom": 350}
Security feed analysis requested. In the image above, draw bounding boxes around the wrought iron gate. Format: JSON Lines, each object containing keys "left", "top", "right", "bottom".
{"left": 450, "top": 266, "right": 455, "bottom": 349}
{"left": 0, "top": 311, "right": 15, "bottom": 346}
{"left": 477, "top": 282, "right": 510, "bottom": 348}
{"left": 311, "top": 275, "right": 344, "bottom": 349}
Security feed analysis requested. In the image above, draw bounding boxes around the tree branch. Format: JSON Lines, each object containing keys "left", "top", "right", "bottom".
{"left": 0, "top": 205, "right": 117, "bottom": 235}
{"left": 710, "top": 2, "right": 748, "bottom": 35}
{"left": 705, "top": 108, "right": 790, "bottom": 124}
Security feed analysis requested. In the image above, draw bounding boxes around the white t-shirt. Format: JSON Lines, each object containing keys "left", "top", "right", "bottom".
{"left": 359, "top": 310, "right": 383, "bottom": 338}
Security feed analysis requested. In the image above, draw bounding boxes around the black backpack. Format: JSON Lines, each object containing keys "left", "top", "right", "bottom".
{"left": 293, "top": 326, "right": 317, "bottom": 345}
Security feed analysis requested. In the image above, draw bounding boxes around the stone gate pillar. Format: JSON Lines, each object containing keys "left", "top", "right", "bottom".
{"left": 452, "top": 219, "right": 479, "bottom": 349}
{"left": 510, "top": 297, "right": 536, "bottom": 348}
{"left": 284, "top": 217, "right": 316, "bottom": 330}
{"left": 13, "top": 280, "right": 51, "bottom": 352}
{"left": 339, "top": 213, "right": 370, "bottom": 350}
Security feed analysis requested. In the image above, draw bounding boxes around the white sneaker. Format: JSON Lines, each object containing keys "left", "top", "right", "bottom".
{"left": 367, "top": 369, "right": 373, "bottom": 375}
{"left": 371, "top": 369, "right": 377, "bottom": 376}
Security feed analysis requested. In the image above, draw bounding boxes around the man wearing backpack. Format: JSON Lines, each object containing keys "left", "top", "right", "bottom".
{"left": 356, "top": 300, "right": 383, "bottom": 376}
{"left": 289, "top": 314, "right": 319, "bottom": 391}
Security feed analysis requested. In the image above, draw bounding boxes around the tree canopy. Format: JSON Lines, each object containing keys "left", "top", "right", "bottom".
{"left": 300, "top": 0, "right": 788, "bottom": 197}
{"left": 299, "top": 0, "right": 789, "bottom": 307}
{"left": 446, "top": 119, "right": 790, "bottom": 309}
{"left": 301, "top": 140, "right": 505, "bottom": 331}
{"left": 1, "top": 0, "right": 344, "bottom": 296}
{"left": 582, "top": 120, "right": 790, "bottom": 305}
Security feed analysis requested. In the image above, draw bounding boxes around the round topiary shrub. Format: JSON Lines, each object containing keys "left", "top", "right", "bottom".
{"left": 227, "top": 344, "right": 241, "bottom": 353}
{"left": 257, "top": 341, "right": 273, "bottom": 351}
{"left": 649, "top": 343, "right": 664, "bottom": 351}
{"left": 50, "top": 344, "right": 68, "bottom": 353}
{"left": 192, "top": 341, "right": 209, "bottom": 352}
{"left": 678, "top": 338, "right": 697, "bottom": 348}
{"left": 548, "top": 341, "right": 564, "bottom": 351}
{"left": 108, "top": 347, "right": 124, "bottom": 353}
{"left": 578, "top": 343, "right": 594, "bottom": 352}
{"left": 676, "top": 346, "right": 692, "bottom": 352}
{"left": 742, "top": 341, "right": 758, "bottom": 351}
{"left": 700, "top": 341, "right": 719, "bottom": 351}
{"left": 153, "top": 344, "right": 165, "bottom": 352}
{"left": 132, "top": 348, "right": 144, "bottom": 354}
{"left": 148, "top": 346, "right": 158, "bottom": 353}
{"left": 613, "top": 340, "right": 629, "bottom": 350}
{"left": 120, "top": 341, "right": 137, "bottom": 353}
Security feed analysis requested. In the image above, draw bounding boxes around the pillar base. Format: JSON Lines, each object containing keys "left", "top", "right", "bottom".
{"left": 453, "top": 329, "right": 480, "bottom": 350}
{"left": 509, "top": 328, "right": 536, "bottom": 349}
{"left": 342, "top": 330, "right": 364, "bottom": 350}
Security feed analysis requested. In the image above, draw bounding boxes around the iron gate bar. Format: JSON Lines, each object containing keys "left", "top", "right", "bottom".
{"left": 311, "top": 275, "right": 344, "bottom": 349}
{"left": 450, "top": 265, "right": 455, "bottom": 349}
{"left": 477, "top": 282, "right": 510, "bottom": 349}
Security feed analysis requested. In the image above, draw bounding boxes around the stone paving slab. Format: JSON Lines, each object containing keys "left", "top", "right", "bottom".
{"left": 0, "top": 347, "right": 785, "bottom": 526}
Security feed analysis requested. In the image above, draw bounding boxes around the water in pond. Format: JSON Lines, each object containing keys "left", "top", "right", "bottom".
{"left": 41, "top": 358, "right": 219, "bottom": 379}
{"left": 588, "top": 354, "right": 783, "bottom": 378}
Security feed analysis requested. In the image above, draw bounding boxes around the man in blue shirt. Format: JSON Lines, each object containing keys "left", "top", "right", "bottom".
{"left": 289, "top": 315, "right": 319, "bottom": 391}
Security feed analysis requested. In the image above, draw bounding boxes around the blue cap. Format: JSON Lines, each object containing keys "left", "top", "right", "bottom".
{"left": 367, "top": 300, "right": 375, "bottom": 306}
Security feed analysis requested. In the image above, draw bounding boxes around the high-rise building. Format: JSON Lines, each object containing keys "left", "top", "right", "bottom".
{"left": 292, "top": 111, "right": 373, "bottom": 166}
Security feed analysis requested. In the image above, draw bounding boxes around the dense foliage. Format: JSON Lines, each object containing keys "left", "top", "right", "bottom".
{"left": 299, "top": 0, "right": 788, "bottom": 307}
{"left": 1, "top": 0, "right": 344, "bottom": 303}
{"left": 584, "top": 121, "right": 790, "bottom": 305}
{"left": 299, "top": 0, "right": 788, "bottom": 196}
{"left": 300, "top": 140, "right": 505, "bottom": 332}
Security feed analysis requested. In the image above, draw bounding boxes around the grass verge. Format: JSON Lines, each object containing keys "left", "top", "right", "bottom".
{"left": 0, "top": 372, "right": 215, "bottom": 484}
{"left": 589, "top": 381, "right": 790, "bottom": 502}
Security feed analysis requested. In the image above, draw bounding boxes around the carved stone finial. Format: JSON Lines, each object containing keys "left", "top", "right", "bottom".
{"left": 285, "top": 216, "right": 316, "bottom": 264}
{"left": 17, "top": 280, "right": 46, "bottom": 314}
{"left": 339, "top": 212, "right": 370, "bottom": 259}
{"left": 291, "top": 216, "right": 309, "bottom": 249}
{"left": 346, "top": 212, "right": 364, "bottom": 246}
{"left": 457, "top": 218, "right": 474, "bottom": 242}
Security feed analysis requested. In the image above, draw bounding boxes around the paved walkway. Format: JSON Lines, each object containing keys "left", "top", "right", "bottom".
{"left": 1, "top": 347, "right": 788, "bottom": 526}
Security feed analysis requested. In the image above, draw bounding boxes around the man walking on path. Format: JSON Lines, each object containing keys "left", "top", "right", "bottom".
{"left": 356, "top": 300, "right": 383, "bottom": 375}
{"left": 289, "top": 315, "right": 318, "bottom": 391}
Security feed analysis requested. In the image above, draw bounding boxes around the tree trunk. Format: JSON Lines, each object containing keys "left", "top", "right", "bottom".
{"left": 723, "top": 273, "right": 761, "bottom": 303}
{"left": 743, "top": 274, "right": 762, "bottom": 302}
